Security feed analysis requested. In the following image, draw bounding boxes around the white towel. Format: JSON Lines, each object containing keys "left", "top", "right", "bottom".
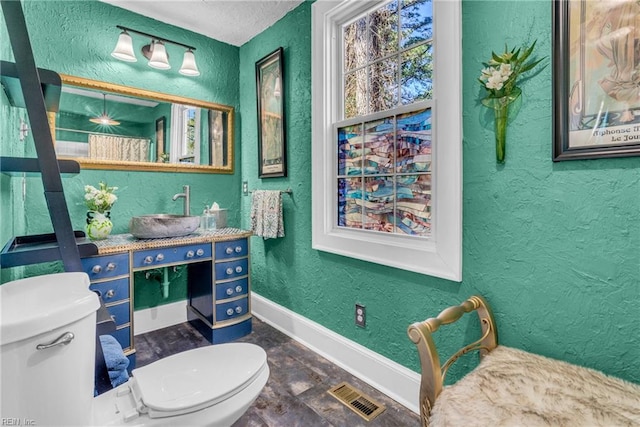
{"left": 250, "top": 190, "right": 284, "bottom": 239}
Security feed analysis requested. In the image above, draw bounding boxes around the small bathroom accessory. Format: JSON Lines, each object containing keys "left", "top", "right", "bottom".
{"left": 201, "top": 205, "right": 217, "bottom": 230}
{"left": 0, "top": 273, "right": 269, "bottom": 426}
{"left": 207, "top": 202, "right": 228, "bottom": 229}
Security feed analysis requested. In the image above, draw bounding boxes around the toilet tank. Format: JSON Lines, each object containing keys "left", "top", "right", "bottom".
{"left": 0, "top": 272, "right": 100, "bottom": 426}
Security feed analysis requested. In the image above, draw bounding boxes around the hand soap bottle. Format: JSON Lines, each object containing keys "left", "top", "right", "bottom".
{"left": 201, "top": 205, "right": 216, "bottom": 230}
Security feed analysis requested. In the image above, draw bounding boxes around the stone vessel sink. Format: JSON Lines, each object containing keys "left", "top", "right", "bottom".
{"left": 129, "top": 214, "right": 200, "bottom": 239}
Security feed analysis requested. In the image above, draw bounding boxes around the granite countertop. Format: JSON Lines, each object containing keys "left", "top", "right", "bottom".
{"left": 92, "top": 228, "right": 253, "bottom": 255}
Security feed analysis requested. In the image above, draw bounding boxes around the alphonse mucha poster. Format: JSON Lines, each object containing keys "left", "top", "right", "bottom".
{"left": 554, "top": 0, "right": 640, "bottom": 160}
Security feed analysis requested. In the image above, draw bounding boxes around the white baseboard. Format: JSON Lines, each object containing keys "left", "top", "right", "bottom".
{"left": 131, "top": 295, "right": 421, "bottom": 414}
{"left": 251, "top": 292, "right": 420, "bottom": 414}
{"left": 133, "top": 301, "right": 188, "bottom": 335}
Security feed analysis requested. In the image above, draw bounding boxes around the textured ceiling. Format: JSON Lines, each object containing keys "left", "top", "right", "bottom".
{"left": 100, "top": 0, "right": 304, "bottom": 47}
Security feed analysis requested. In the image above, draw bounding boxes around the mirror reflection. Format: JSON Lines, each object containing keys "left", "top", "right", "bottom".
{"left": 53, "top": 75, "right": 234, "bottom": 173}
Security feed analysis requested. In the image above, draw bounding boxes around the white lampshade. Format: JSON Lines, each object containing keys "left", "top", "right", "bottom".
{"left": 148, "top": 41, "right": 171, "bottom": 70}
{"left": 89, "top": 94, "right": 120, "bottom": 126}
{"left": 111, "top": 30, "right": 137, "bottom": 62}
{"left": 179, "top": 49, "right": 200, "bottom": 76}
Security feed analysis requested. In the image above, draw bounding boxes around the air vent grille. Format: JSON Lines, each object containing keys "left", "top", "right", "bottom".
{"left": 327, "top": 382, "right": 386, "bottom": 421}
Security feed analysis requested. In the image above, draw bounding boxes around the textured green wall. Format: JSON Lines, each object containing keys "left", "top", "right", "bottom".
{"left": 3, "top": 0, "right": 639, "bottom": 385}
{"left": 239, "top": 0, "right": 640, "bottom": 383}
{"left": 0, "top": 1, "right": 242, "bottom": 307}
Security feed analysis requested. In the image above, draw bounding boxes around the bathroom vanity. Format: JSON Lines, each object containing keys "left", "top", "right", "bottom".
{"left": 81, "top": 228, "right": 253, "bottom": 369}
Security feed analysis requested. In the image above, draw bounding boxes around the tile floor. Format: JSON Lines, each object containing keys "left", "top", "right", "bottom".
{"left": 134, "top": 318, "right": 420, "bottom": 427}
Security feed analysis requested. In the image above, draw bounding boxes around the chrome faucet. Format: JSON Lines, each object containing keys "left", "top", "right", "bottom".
{"left": 172, "top": 185, "right": 190, "bottom": 216}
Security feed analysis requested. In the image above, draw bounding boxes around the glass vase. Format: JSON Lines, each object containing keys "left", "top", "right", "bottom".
{"left": 86, "top": 211, "right": 113, "bottom": 240}
{"left": 482, "top": 87, "right": 521, "bottom": 164}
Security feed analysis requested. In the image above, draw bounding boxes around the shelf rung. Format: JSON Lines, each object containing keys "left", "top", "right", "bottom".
{"left": 0, "top": 60, "right": 61, "bottom": 112}
{"left": 1, "top": 231, "right": 98, "bottom": 268}
{"left": 0, "top": 156, "right": 80, "bottom": 175}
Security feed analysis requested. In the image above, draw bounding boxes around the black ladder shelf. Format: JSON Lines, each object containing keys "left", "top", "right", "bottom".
{"left": 0, "top": 3, "right": 98, "bottom": 269}
{"left": 1, "top": 0, "right": 113, "bottom": 394}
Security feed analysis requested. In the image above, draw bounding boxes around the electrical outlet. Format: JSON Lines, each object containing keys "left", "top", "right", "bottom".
{"left": 355, "top": 304, "right": 366, "bottom": 328}
{"left": 242, "top": 181, "right": 248, "bottom": 195}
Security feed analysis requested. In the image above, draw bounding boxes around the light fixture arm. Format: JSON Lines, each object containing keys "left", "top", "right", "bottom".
{"left": 116, "top": 25, "right": 196, "bottom": 51}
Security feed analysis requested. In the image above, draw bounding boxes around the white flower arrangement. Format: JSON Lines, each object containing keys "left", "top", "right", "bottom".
{"left": 477, "top": 41, "right": 546, "bottom": 163}
{"left": 84, "top": 181, "right": 118, "bottom": 213}
{"left": 478, "top": 40, "right": 544, "bottom": 100}
{"left": 481, "top": 63, "right": 512, "bottom": 91}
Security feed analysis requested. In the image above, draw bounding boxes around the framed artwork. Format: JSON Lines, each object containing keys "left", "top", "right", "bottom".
{"left": 155, "top": 116, "right": 166, "bottom": 162}
{"left": 553, "top": 0, "right": 640, "bottom": 161}
{"left": 256, "top": 47, "right": 287, "bottom": 177}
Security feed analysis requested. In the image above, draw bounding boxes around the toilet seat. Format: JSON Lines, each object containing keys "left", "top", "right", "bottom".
{"left": 125, "top": 343, "right": 268, "bottom": 419}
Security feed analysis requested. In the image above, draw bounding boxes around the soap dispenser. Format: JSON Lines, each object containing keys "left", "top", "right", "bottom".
{"left": 201, "top": 205, "right": 216, "bottom": 230}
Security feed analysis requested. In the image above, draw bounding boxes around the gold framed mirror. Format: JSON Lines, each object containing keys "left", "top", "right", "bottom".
{"left": 51, "top": 74, "right": 234, "bottom": 174}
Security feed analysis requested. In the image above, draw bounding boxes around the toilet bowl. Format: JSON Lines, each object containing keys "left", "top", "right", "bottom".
{"left": 0, "top": 273, "right": 269, "bottom": 427}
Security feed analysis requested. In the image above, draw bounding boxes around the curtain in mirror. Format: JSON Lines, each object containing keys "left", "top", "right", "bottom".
{"left": 88, "top": 134, "right": 150, "bottom": 162}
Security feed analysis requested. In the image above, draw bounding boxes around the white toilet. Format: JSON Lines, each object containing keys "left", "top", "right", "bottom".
{"left": 0, "top": 272, "right": 269, "bottom": 426}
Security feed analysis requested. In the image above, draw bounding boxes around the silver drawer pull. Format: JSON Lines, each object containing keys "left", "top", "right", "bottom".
{"left": 105, "top": 289, "right": 116, "bottom": 298}
{"left": 91, "top": 265, "right": 102, "bottom": 274}
{"left": 144, "top": 256, "right": 153, "bottom": 264}
{"left": 235, "top": 285, "right": 243, "bottom": 293}
{"left": 226, "top": 267, "right": 233, "bottom": 275}
{"left": 226, "top": 288, "right": 234, "bottom": 296}
{"left": 235, "top": 246, "right": 242, "bottom": 253}
{"left": 155, "top": 254, "right": 165, "bottom": 262}
{"left": 226, "top": 247, "right": 233, "bottom": 255}
{"left": 196, "top": 248, "right": 205, "bottom": 256}
{"left": 186, "top": 250, "right": 195, "bottom": 258}
{"left": 36, "top": 332, "right": 74, "bottom": 350}
{"left": 106, "top": 262, "right": 116, "bottom": 271}
{"left": 235, "top": 266, "right": 243, "bottom": 273}
{"left": 226, "top": 308, "right": 234, "bottom": 316}
{"left": 235, "top": 306, "right": 243, "bottom": 314}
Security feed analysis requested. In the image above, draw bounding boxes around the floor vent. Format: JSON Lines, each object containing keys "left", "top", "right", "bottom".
{"left": 327, "top": 382, "right": 386, "bottom": 422}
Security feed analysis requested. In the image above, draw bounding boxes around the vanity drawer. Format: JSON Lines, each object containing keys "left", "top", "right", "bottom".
{"left": 215, "top": 258, "right": 248, "bottom": 280}
{"left": 82, "top": 253, "right": 129, "bottom": 281}
{"left": 215, "top": 239, "right": 248, "bottom": 260}
{"left": 215, "top": 298, "right": 249, "bottom": 322}
{"left": 90, "top": 278, "right": 129, "bottom": 304}
{"left": 105, "top": 301, "right": 130, "bottom": 327}
{"left": 112, "top": 326, "right": 131, "bottom": 350}
{"left": 133, "top": 243, "right": 212, "bottom": 269}
{"left": 215, "top": 278, "right": 249, "bottom": 300}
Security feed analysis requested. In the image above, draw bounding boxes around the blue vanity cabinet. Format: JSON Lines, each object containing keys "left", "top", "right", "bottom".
{"left": 81, "top": 252, "right": 135, "bottom": 370}
{"left": 132, "top": 243, "right": 212, "bottom": 269}
{"left": 187, "top": 238, "right": 252, "bottom": 344}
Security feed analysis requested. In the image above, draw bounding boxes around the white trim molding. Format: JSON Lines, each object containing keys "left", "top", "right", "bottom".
{"left": 311, "top": 0, "right": 463, "bottom": 281}
{"left": 133, "top": 301, "right": 188, "bottom": 335}
{"left": 251, "top": 292, "right": 421, "bottom": 414}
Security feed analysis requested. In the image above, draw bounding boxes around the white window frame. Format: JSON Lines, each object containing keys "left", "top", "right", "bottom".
{"left": 311, "top": 0, "right": 462, "bottom": 281}
{"left": 170, "top": 104, "right": 201, "bottom": 164}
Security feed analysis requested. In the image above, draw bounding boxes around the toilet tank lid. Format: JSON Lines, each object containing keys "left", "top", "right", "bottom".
{"left": 0, "top": 273, "right": 99, "bottom": 345}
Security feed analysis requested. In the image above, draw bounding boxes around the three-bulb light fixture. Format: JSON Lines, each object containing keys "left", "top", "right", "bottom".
{"left": 111, "top": 25, "right": 200, "bottom": 77}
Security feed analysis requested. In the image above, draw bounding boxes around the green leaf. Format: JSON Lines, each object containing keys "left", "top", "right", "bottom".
{"left": 520, "top": 57, "right": 546, "bottom": 73}
{"left": 492, "top": 52, "right": 504, "bottom": 63}
{"left": 520, "top": 40, "right": 537, "bottom": 62}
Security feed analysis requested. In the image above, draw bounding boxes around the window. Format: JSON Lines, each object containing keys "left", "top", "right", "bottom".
{"left": 170, "top": 104, "right": 201, "bottom": 164}
{"left": 311, "top": 0, "right": 462, "bottom": 281}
